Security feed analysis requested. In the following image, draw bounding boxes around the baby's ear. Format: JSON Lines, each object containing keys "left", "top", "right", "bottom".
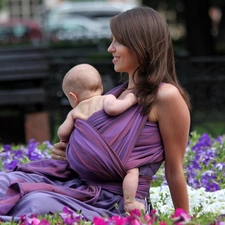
{"left": 69, "top": 92, "right": 78, "bottom": 103}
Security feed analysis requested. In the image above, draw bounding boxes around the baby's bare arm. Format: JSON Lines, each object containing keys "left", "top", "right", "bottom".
{"left": 123, "top": 168, "right": 145, "bottom": 213}
{"left": 124, "top": 200, "right": 145, "bottom": 213}
{"left": 57, "top": 110, "right": 75, "bottom": 142}
{"left": 123, "top": 168, "right": 139, "bottom": 204}
{"left": 103, "top": 93, "right": 137, "bottom": 116}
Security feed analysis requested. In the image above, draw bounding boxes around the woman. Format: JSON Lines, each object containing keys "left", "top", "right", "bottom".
{"left": 0, "top": 6, "right": 190, "bottom": 221}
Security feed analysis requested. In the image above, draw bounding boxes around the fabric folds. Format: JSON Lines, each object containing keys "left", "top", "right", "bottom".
{"left": 0, "top": 82, "right": 164, "bottom": 221}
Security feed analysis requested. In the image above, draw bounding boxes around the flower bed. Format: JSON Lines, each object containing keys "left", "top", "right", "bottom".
{"left": 0, "top": 132, "right": 225, "bottom": 224}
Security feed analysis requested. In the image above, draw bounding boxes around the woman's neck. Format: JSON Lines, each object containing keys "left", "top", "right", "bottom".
{"left": 127, "top": 80, "right": 135, "bottom": 90}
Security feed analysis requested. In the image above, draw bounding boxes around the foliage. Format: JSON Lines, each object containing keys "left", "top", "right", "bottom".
{"left": 0, "top": 0, "right": 6, "bottom": 10}
{"left": 152, "top": 131, "right": 225, "bottom": 192}
{"left": 0, "top": 139, "right": 52, "bottom": 172}
{"left": 1, "top": 132, "right": 225, "bottom": 224}
{"left": 0, "top": 206, "right": 225, "bottom": 225}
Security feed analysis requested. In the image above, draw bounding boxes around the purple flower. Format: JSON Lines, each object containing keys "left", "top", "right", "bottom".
{"left": 3, "top": 144, "right": 12, "bottom": 151}
{"left": 214, "top": 136, "right": 224, "bottom": 144}
{"left": 215, "top": 163, "right": 225, "bottom": 171}
{"left": 42, "top": 141, "right": 53, "bottom": 149}
{"left": 192, "top": 133, "right": 211, "bottom": 151}
{"left": 5, "top": 160, "right": 18, "bottom": 171}
{"left": 59, "top": 206, "right": 84, "bottom": 225}
{"left": 15, "top": 150, "right": 23, "bottom": 158}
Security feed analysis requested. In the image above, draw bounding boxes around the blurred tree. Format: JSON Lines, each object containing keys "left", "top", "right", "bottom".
{"left": 142, "top": 0, "right": 216, "bottom": 56}
{"left": 142, "top": 0, "right": 157, "bottom": 8}
{"left": 212, "top": 0, "right": 225, "bottom": 53}
{"left": 210, "top": 0, "right": 224, "bottom": 7}
{"left": 0, "top": 0, "right": 6, "bottom": 10}
{"left": 183, "top": 0, "right": 214, "bottom": 56}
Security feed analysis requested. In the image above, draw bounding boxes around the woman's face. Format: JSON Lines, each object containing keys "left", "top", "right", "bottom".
{"left": 107, "top": 36, "right": 139, "bottom": 75}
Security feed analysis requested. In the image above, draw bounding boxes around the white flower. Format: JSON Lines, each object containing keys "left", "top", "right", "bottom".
{"left": 150, "top": 185, "right": 225, "bottom": 216}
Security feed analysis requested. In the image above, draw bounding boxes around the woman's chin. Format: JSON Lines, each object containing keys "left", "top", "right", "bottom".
{"left": 114, "top": 66, "right": 123, "bottom": 73}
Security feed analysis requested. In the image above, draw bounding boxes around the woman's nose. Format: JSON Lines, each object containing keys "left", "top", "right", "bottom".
{"left": 107, "top": 43, "right": 115, "bottom": 53}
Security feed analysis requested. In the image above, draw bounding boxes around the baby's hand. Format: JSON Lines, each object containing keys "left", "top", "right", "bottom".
{"left": 124, "top": 199, "right": 145, "bottom": 213}
{"left": 126, "top": 93, "right": 138, "bottom": 105}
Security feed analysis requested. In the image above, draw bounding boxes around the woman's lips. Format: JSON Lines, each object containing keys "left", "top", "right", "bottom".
{"left": 112, "top": 56, "right": 120, "bottom": 63}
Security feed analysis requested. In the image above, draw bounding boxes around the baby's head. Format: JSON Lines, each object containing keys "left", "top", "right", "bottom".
{"left": 62, "top": 64, "right": 103, "bottom": 107}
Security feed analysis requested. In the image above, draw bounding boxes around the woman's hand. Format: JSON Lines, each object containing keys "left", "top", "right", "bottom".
{"left": 52, "top": 141, "right": 67, "bottom": 161}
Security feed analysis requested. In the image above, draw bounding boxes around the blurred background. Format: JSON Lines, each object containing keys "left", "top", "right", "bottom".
{"left": 0, "top": 0, "right": 224, "bottom": 144}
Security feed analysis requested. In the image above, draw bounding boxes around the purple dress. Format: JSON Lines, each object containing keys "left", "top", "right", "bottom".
{"left": 0, "top": 82, "right": 164, "bottom": 222}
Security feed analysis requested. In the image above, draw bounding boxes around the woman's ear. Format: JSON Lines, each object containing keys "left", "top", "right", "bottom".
{"left": 69, "top": 92, "right": 78, "bottom": 103}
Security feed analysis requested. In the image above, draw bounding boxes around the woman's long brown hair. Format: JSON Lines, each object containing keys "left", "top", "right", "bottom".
{"left": 110, "top": 7, "right": 191, "bottom": 114}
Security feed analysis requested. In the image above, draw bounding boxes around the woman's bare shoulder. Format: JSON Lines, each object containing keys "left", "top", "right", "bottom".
{"left": 157, "top": 83, "right": 181, "bottom": 101}
{"left": 148, "top": 83, "right": 186, "bottom": 122}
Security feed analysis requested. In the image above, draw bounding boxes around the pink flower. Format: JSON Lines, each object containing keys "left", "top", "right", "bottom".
{"left": 19, "top": 214, "right": 40, "bottom": 225}
{"left": 110, "top": 215, "right": 127, "bottom": 225}
{"left": 159, "top": 222, "right": 168, "bottom": 225}
{"left": 38, "top": 219, "right": 51, "bottom": 225}
{"left": 143, "top": 210, "right": 158, "bottom": 224}
{"left": 172, "top": 208, "right": 191, "bottom": 224}
{"left": 93, "top": 217, "right": 107, "bottom": 225}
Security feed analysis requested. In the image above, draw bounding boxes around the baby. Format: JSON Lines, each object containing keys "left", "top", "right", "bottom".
{"left": 57, "top": 63, "right": 145, "bottom": 213}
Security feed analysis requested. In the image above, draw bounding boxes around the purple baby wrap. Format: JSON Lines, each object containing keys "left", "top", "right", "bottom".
{"left": 0, "top": 82, "right": 164, "bottom": 222}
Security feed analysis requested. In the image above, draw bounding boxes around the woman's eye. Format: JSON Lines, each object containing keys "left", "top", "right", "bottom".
{"left": 112, "top": 37, "right": 118, "bottom": 43}
{"left": 114, "top": 39, "right": 121, "bottom": 45}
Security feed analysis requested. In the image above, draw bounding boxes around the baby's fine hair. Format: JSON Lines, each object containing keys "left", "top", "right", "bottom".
{"left": 62, "top": 63, "right": 103, "bottom": 95}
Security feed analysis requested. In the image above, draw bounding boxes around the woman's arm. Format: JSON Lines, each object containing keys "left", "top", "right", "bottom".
{"left": 154, "top": 83, "right": 190, "bottom": 213}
